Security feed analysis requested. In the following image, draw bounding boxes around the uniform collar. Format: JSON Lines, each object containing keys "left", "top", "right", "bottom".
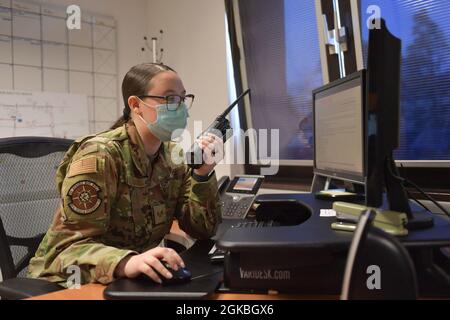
{"left": 125, "top": 120, "right": 170, "bottom": 177}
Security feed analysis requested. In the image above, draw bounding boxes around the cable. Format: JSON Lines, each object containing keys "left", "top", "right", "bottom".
{"left": 387, "top": 158, "right": 450, "bottom": 218}
{"left": 191, "top": 270, "right": 222, "bottom": 281}
{"left": 404, "top": 178, "right": 449, "bottom": 217}
{"left": 401, "top": 164, "right": 433, "bottom": 213}
{"left": 406, "top": 189, "right": 433, "bottom": 213}
{"left": 401, "top": 164, "right": 437, "bottom": 214}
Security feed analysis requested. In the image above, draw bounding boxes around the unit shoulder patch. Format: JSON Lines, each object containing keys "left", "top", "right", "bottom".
{"left": 67, "top": 180, "right": 102, "bottom": 215}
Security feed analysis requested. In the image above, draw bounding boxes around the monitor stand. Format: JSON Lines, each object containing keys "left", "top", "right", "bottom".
{"left": 312, "top": 163, "right": 434, "bottom": 231}
{"left": 311, "top": 174, "right": 332, "bottom": 194}
{"left": 406, "top": 212, "right": 434, "bottom": 230}
{"left": 384, "top": 158, "right": 434, "bottom": 230}
{"left": 311, "top": 175, "right": 364, "bottom": 201}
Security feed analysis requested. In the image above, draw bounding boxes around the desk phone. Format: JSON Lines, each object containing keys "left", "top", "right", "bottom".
{"left": 217, "top": 175, "right": 264, "bottom": 219}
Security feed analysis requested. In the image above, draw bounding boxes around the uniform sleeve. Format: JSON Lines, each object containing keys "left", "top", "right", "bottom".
{"left": 30, "top": 142, "right": 137, "bottom": 285}
{"left": 174, "top": 169, "right": 222, "bottom": 239}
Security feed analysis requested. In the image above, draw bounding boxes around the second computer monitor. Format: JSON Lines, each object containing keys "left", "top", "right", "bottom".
{"left": 313, "top": 70, "right": 366, "bottom": 185}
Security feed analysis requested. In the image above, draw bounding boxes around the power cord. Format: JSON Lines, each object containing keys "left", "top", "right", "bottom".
{"left": 403, "top": 178, "right": 449, "bottom": 217}
{"left": 387, "top": 158, "right": 450, "bottom": 218}
{"left": 400, "top": 164, "right": 434, "bottom": 213}
{"left": 406, "top": 189, "right": 433, "bottom": 213}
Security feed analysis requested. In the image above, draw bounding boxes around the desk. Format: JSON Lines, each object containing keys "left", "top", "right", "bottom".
{"left": 27, "top": 283, "right": 337, "bottom": 300}
{"left": 26, "top": 193, "right": 450, "bottom": 300}
{"left": 26, "top": 220, "right": 337, "bottom": 300}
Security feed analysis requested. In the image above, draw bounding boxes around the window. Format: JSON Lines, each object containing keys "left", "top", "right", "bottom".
{"left": 237, "top": 0, "right": 450, "bottom": 162}
{"left": 361, "top": 0, "right": 450, "bottom": 160}
{"left": 238, "top": 0, "right": 322, "bottom": 161}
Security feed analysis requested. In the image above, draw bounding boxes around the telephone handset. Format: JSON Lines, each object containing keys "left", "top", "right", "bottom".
{"left": 217, "top": 176, "right": 230, "bottom": 195}
{"left": 186, "top": 89, "right": 251, "bottom": 169}
{"left": 216, "top": 175, "right": 264, "bottom": 219}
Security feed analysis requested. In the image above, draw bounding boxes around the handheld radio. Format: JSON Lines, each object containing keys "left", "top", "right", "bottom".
{"left": 186, "top": 89, "right": 251, "bottom": 169}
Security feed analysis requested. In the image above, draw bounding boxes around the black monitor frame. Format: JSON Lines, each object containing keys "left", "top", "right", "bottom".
{"left": 365, "top": 18, "right": 408, "bottom": 213}
{"left": 312, "top": 70, "right": 368, "bottom": 185}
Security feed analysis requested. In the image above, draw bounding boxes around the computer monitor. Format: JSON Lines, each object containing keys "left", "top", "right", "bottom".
{"left": 313, "top": 71, "right": 366, "bottom": 185}
{"left": 365, "top": 18, "right": 403, "bottom": 210}
{"left": 313, "top": 19, "right": 433, "bottom": 230}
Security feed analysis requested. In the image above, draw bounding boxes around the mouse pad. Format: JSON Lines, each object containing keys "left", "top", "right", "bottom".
{"left": 104, "top": 240, "right": 223, "bottom": 300}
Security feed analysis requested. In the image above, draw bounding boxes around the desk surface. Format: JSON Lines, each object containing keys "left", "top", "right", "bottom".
{"left": 27, "top": 283, "right": 337, "bottom": 300}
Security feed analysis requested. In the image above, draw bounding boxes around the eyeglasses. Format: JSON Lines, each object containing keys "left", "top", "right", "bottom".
{"left": 137, "top": 94, "right": 195, "bottom": 111}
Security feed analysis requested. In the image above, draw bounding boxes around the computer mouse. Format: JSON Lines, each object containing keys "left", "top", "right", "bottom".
{"left": 157, "top": 261, "right": 192, "bottom": 286}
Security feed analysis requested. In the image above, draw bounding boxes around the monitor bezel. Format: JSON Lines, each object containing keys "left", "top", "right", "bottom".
{"left": 312, "top": 70, "right": 367, "bottom": 184}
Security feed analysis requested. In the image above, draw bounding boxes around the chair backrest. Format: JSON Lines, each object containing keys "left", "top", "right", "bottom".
{"left": 341, "top": 209, "right": 418, "bottom": 300}
{"left": 0, "top": 137, "right": 73, "bottom": 280}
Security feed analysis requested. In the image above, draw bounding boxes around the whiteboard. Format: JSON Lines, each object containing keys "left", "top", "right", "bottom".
{"left": 0, "top": 89, "right": 89, "bottom": 139}
{"left": 0, "top": 0, "right": 118, "bottom": 136}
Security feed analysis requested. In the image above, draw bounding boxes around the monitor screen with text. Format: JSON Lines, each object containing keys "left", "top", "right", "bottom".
{"left": 314, "top": 78, "right": 364, "bottom": 179}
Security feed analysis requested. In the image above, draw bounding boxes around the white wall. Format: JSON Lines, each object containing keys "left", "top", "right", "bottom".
{"left": 36, "top": 0, "right": 149, "bottom": 113}
{"left": 147, "top": 0, "right": 231, "bottom": 178}
{"left": 36, "top": 0, "right": 232, "bottom": 177}
{"left": 0, "top": 0, "right": 149, "bottom": 285}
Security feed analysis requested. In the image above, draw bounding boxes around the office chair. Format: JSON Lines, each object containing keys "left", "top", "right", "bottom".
{"left": 341, "top": 209, "right": 418, "bottom": 300}
{"left": 0, "top": 137, "right": 73, "bottom": 299}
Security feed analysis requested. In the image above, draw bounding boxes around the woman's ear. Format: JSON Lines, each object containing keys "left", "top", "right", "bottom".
{"left": 128, "top": 96, "right": 141, "bottom": 115}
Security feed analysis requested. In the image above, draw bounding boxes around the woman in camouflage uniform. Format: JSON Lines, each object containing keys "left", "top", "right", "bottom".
{"left": 28, "top": 63, "right": 222, "bottom": 286}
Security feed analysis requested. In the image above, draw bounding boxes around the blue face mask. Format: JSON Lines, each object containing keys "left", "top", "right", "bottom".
{"left": 138, "top": 99, "right": 189, "bottom": 142}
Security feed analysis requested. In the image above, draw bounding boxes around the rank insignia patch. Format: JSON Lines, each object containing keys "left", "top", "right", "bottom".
{"left": 67, "top": 180, "right": 102, "bottom": 215}
{"left": 152, "top": 204, "right": 166, "bottom": 226}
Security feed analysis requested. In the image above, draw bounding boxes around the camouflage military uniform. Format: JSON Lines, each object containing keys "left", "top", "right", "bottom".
{"left": 27, "top": 120, "right": 221, "bottom": 287}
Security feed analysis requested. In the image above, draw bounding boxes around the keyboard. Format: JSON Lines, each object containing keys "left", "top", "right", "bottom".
{"left": 209, "top": 220, "right": 278, "bottom": 263}
{"left": 208, "top": 244, "right": 226, "bottom": 263}
{"left": 232, "top": 220, "right": 278, "bottom": 228}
